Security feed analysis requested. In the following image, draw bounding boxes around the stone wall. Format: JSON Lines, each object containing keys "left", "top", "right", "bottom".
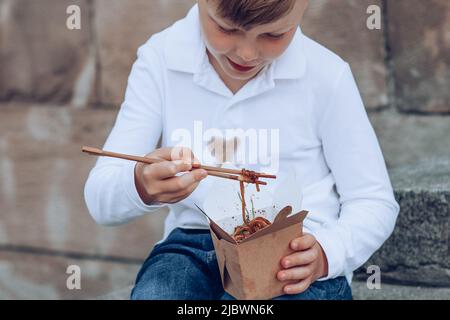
{"left": 0, "top": 0, "right": 449, "bottom": 299}
{"left": 0, "top": 104, "right": 170, "bottom": 299}
{"left": 0, "top": 0, "right": 92, "bottom": 103}
{"left": 387, "top": 0, "right": 450, "bottom": 113}
{"left": 0, "top": 0, "right": 448, "bottom": 113}
{"left": 355, "top": 157, "right": 450, "bottom": 287}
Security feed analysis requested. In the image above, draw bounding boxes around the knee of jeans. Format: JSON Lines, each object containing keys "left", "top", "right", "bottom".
{"left": 219, "top": 292, "right": 236, "bottom": 300}
{"left": 130, "top": 287, "right": 142, "bottom": 300}
{"left": 131, "top": 280, "right": 178, "bottom": 300}
{"left": 337, "top": 278, "right": 353, "bottom": 300}
{"left": 130, "top": 285, "right": 145, "bottom": 300}
{"left": 130, "top": 282, "right": 158, "bottom": 300}
{"left": 320, "top": 276, "right": 352, "bottom": 300}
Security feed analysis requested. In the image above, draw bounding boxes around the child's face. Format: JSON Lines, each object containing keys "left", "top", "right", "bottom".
{"left": 198, "top": 0, "right": 308, "bottom": 82}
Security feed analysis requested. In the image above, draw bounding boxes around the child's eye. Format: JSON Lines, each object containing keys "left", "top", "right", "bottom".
{"left": 218, "top": 25, "right": 238, "bottom": 35}
{"left": 264, "top": 33, "right": 285, "bottom": 40}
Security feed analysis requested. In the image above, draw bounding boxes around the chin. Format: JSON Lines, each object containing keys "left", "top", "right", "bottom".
{"left": 225, "top": 65, "right": 261, "bottom": 81}
{"left": 228, "top": 72, "right": 255, "bottom": 81}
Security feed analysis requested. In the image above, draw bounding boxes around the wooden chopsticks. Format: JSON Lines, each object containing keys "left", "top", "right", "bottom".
{"left": 81, "top": 146, "right": 276, "bottom": 185}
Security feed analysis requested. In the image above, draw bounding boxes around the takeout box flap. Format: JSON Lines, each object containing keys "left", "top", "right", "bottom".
{"left": 210, "top": 219, "right": 237, "bottom": 244}
{"left": 238, "top": 206, "right": 308, "bottom": 244}
{"left": 205, "top": 205, "right": 308, "bottom": 245}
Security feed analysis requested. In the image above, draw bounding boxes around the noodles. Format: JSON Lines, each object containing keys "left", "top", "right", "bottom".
{"left": 241, "top": 169, "right": 260, "bottom": 192}
{"left": 232, "top": 216, "right": 272, "bottom": 243}
{"left": 232, "top": 169, "right": 272, "bottom": 243}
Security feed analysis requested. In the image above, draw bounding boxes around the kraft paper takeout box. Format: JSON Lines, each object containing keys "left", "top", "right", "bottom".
{"left": 198, "top": 168, "right": 308, "bottom": 300}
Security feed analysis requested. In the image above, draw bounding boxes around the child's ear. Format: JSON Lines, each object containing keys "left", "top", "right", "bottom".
{"left": 304, "top": 0, "right": 310, "bottom": 12}
{"left": 298, "top": 0, "right": 310, "bottom": 22}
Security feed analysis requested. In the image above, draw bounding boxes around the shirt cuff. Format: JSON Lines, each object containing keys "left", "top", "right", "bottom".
{"left": 122, "top": 161, "right": 166, "bottom": 213}
{"left": 311, "top": 225, "right": 346, "bottom": 281}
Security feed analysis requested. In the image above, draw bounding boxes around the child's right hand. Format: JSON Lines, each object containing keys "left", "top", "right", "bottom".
{"left": 134, "top": 147, "right": 208, "bottom": 205}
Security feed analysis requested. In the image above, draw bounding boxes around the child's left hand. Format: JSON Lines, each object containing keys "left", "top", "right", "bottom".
{"left": 277, "top": 233, "right": 329, "bottom": 295}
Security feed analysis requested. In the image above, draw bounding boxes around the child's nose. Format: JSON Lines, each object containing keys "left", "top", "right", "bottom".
{"left": 236, "top": 45, "right": 259, "bottom": 64}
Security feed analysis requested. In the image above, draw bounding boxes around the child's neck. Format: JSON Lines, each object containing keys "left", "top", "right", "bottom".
{"left": 207, "top": 50, "right": 250, "bottom": 95}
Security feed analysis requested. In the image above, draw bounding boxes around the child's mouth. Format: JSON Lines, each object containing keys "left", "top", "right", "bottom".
{"left": 227, "top": 57, "right": 257, "bottom": 73}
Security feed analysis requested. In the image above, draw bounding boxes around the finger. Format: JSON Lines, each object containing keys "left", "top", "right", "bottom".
{"left": 290, "top": 233, "right": 316, "bottom": 251}
{"left": 192, "top": 154, "right": 201, "bottom": 166}
{"left": 277, "top": 265, "right": 313, "bottom": 282}
{"left": 145, "top": 160, "right": 193, "bottom": 180}
{"left": 147, "top": 147, "right": 197, "bottom": 163}
{"left": 283, "top": 278, "right": 313, "bottom": 295}
{"left": 162, "top": 178, "right": 202, "bottom": 203}
{"left": 170, "top": 147, "right": 197, "bottom": 164}
{"left": 158, "top": 169, "right": 208, "bottom": 194}
{"left": 164, "top": 170, "right": 205, "bottom": 197}
{"left": 281, "top": 249, "right": 319, "bottom": 268}
{"left": 148, "top": 147, "right": 179, "bottom": 161}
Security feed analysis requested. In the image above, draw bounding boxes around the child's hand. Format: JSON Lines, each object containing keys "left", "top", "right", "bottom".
{"left": 277, "top": 233, "right": 329, "bottom": 295}
{"left": 134, "top": 147, "right": 208, "bottom": 205}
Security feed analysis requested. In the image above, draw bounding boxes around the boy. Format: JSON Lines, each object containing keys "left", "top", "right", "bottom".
{"left": 84, "top": 0, "right": 399, "bottom": 300}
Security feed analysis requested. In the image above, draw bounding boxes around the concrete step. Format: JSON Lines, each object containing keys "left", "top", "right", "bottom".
{"left": 355, "top": 157, "right": 450, "bottom": 286}
{"left": 97, "top": 282, "right": 450, "bottom": 300}
{"left": 352, "top": 281, "right": 450, "bottom": 300}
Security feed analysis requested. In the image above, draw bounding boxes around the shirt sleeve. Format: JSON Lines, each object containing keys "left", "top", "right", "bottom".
{"left": 313, "top": 63, "right": 400, "bottom": 280}
{"left": 84, "top": 42, "right": 165, "bottom": 226}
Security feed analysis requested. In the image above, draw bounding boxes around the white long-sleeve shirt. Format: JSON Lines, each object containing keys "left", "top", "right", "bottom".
{"left": 84, "top": 5, "right": 399, "bottom": 282}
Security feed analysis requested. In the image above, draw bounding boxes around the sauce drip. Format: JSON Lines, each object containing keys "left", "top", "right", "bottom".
{"left": 232, "top": 169, "right": 272, "bottom": 243}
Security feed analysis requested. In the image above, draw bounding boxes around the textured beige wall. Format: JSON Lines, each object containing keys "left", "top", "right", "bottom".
{"left": 1, "top": 0, "right": 449, "bottom": 112}
{"left": 388, "top": 0, "right": 450, "bottom": 113}
{"left": 302, "top": 0, "right": 388, "bottom": 110}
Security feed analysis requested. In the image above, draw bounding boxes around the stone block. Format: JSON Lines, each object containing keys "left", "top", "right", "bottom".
{"left": 368, "top": 109, "right": 450, "bottom": 169}
{"left": 388, "top": 0, "right": 450, "bottom": 113}
{"left": 0, "top": 105, "right": 167, "bottom": 260}
{"left": 302, "top": 0, "right": 389, "bottom": 110}
{"left": 356, "top": 157, "right": 450, "bottom": 286}
{"left": 351, "top": 281, "right": 450, "bottom": 300}
{"left": 0, "top": 0, "right": 93, "bottom": 104}
{"left": 0, "top": 251, "right": 139, "bottom": 299}
{"left": 94, "top": 0, "right": 196, "bottom": 107}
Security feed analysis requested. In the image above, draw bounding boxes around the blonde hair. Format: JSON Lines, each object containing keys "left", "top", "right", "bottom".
{"left": 210, "top": 0, "right": 296, "bottom": 30}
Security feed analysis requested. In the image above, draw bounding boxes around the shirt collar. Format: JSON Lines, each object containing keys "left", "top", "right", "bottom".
{"left": 272, "top": 27, "right": 307, "bottom": 80}
{"left": 165, "top": 5, "right": 204, "bottom": 74}
{"left": 165, "top": 4, "right": 307, "bottom": 80}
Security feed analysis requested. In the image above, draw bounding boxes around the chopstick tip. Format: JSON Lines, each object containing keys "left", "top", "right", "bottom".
{"left": 82, "top": 146, "right": 102, "bottom": 155}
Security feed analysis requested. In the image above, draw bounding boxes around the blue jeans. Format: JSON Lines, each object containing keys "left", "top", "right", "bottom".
{"left": 130, "top": 228, "right": 352, "bottom": 300}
